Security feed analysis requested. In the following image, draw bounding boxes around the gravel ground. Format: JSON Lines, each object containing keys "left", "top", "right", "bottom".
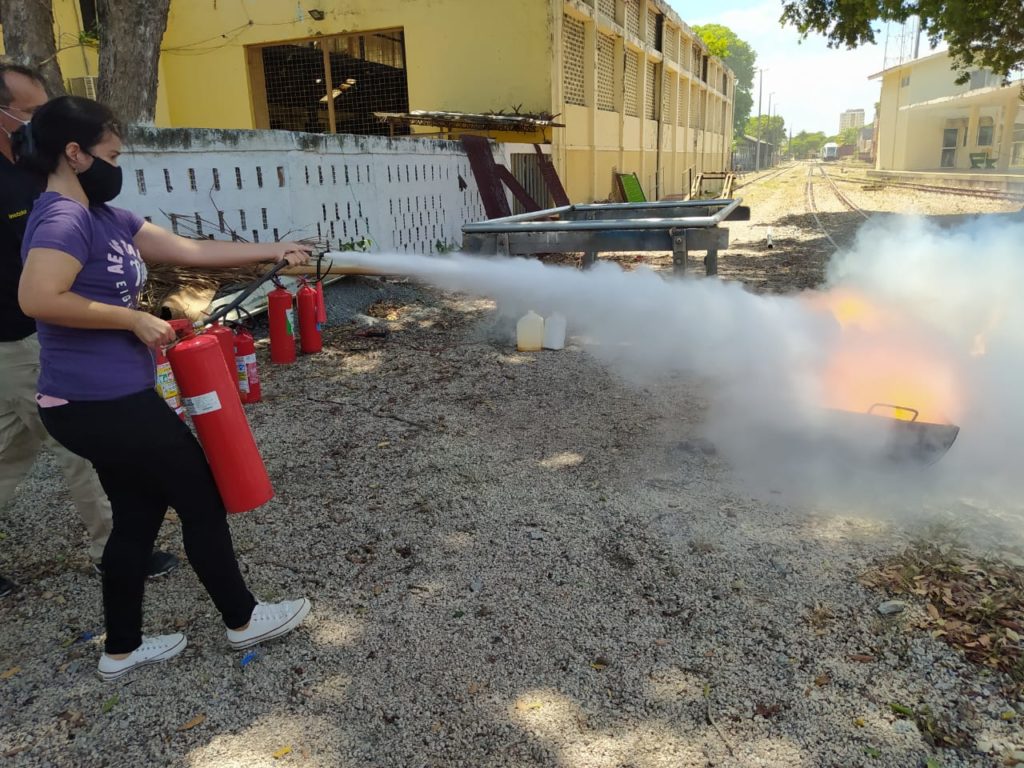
{"left": 2, "top": 163, "right": 1024, "bottom": 767}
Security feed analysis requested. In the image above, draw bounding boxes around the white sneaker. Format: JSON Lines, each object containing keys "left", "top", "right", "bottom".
{"left": 226, "top": 598, "right": 311, "bottom": 650}
{"left": 97, "top": 633, "right": 187, "bottom": 681}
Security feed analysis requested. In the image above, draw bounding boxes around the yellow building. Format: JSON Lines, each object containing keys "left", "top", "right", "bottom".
{"left": 871, "top": 51, "right": 1024, "bottom": 174}
{"left": 2, "top": 0, "right": 733, "bottom": 203}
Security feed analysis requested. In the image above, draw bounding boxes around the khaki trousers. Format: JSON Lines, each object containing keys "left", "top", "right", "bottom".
{"left": 0, "top": 334, "right": 112, "bottom": 563}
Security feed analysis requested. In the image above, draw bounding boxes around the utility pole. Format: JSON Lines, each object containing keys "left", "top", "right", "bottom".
{"left": 767, "top": 93, "right": 775, "bottom": 167}
{"left": 754, "top": 69, "right": 764, "bottom": 171}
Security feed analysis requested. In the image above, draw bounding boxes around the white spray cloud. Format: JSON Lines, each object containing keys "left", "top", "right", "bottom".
{"left": 329, "top": 212, "right": 1024, "bottom": 510}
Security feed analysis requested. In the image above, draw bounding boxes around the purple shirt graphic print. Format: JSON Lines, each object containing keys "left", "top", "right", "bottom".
{"left": 21, "top": 192, "right": 155, "bottom": 400}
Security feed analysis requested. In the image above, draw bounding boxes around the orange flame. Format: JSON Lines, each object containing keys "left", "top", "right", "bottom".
{"left": 806, "top": 289, "right": 961, "bottom": 424}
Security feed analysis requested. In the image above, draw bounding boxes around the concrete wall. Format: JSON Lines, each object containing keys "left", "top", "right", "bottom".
{"left": 114, "top": 127, "right": 498, "bottom": 255}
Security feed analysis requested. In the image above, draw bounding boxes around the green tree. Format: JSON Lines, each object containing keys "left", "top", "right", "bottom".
{"left": 780, "top": 0, "right": 1023, "bottom": 83}
{"left": 839, "top": 125, "right": 860, "bottom": 146}
{"left": 693, "top": 23, "right": 757, "bottom": 136}
{"left": 789, "top": 130, "right": 828, "bottom": 159}
{"left": 744, "top": 114, "right": 786, "bottom": 148}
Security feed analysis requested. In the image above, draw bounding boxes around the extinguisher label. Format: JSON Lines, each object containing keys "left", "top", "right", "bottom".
{"left": 236, "top": 359, "right": 251, "bottom": 394}
{"left": 183, "top": 391, "right": 222, "bottom": 417}
{"left": 245, "top": 358, "right": 260, "bottom": 386}
{"left": 155, "top": 361, "right": 180, "bottom": 400}
{"left": 285, "top": 308, "right": 296, "bottom": 338}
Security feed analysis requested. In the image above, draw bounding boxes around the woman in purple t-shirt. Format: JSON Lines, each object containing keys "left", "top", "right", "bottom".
{"left": 16, "top": 96, "right": 312, "bottom": 681}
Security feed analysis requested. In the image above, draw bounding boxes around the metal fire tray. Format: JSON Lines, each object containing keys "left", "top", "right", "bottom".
{"left": 826, "top": 403, "right": 960, "bottom": 467}
{"left": 461, "top": 198, "right": 750, "bottom": 276}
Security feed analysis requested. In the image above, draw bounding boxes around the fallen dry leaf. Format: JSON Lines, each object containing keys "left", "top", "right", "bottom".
{"left": 177, "top": 713, "right": 206, "bottom": 731}
{"left": 848, "top": 654, "right": 876, "bottom": 663}
{"left": 1, "top": 666, "right": 21, "bottom": 679}
{"left": 272, "top": 745, "right": 292, "bottom": 759}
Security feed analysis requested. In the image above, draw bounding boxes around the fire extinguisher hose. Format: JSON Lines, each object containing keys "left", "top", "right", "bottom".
{"left": 201, "top": 259, "right": 293, "bottom": 329}
{"left": 200, "top": 252, "right": 337, "bottom": 329}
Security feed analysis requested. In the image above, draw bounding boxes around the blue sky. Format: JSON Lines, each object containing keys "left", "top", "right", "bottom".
{"left": 671, "top": 0, "right": 932, "bottom": 135}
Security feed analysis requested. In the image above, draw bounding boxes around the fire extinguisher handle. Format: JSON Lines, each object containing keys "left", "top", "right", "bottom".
{"left": 314, "top": 252, "right": 331, "bottom": 284}
{"left": 203, "top": 260, "right": 292, "bottom": 329}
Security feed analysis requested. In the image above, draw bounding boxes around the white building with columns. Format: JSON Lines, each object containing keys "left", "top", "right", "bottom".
{"left": 870, "top": 51, "right": 1023, "bottom": 174}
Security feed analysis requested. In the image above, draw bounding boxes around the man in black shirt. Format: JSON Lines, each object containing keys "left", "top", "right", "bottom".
{"left": 0, "top": 63, "right": 177, "bottom": 594}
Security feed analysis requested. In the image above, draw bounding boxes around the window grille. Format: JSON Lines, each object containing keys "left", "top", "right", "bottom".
{"left": 563, "top": 15, "right": 587, "bottom": 106}
{"left": 255, "top": 29, "right": 409, "bottom": 136}
{"left": 677, "top": 80, "right": 688, "bottom": 126}
{"left": 624, "top": 50, "right": 640, "bottom": 117}
{"left": 663, "top": 26, "right": 678, "bottom": 64}
{"left": 645, "top": 60, "right": 657, "bottom": 119}
{"left": 598, "top": 0, "right": 616, "bottom": 20}
{"left": 646, "top": 8, "right": 658, "bottom": 46}
{"left": 625, "top": 0, "right": 641, "bottom": 38}
{"left": 662, "top": 70, "right": 671, "bottom": 122}
{"left": 597, "top": 34, "right": 616, "bottom": 111}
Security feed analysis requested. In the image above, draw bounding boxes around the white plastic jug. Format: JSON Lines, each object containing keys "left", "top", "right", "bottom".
{"left": 543, "top": 313, "right": 567, "bottom": 350}
{"left": 516, "top": 311, "right": 544, "bottom": 351}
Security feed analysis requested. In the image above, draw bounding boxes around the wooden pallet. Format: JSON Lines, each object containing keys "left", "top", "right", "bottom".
{"left": 688, "top": 171, "right": 734, "bottom": 200}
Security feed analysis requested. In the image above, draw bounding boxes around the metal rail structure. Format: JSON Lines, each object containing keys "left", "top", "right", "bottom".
{"left": 461, "top": 199, "right": 750, "bottom": 276}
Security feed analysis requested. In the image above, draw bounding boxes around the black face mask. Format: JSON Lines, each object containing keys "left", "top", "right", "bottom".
{"left": 78, "top": 152, "right": 123, "bottom": 205}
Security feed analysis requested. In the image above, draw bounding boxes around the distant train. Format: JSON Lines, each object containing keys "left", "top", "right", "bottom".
{"left": 821, "top": 142, "right": 839, "bottom": 161}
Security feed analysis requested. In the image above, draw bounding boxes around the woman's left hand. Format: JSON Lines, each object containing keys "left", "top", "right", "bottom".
{"left": 270, "top": 242, "right": 314, "bottom": 266}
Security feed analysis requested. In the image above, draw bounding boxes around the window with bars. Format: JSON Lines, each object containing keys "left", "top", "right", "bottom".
{"left": 689, "top": 85, "right": 700, "bottom": 128}
{"left": 624, "top": 49, "right": 640, "bottom": 117}
{"left": 563, "top": 15, "right": 587, "bottom": 106}
{"left": 644, "top": 60, "right": 657, "bottom": 119}
{"left": 680, "top": 39, "right": 690, "bottom": 71}
{"left": 625, "top": 0, "right": 641, "bottom": 38}
{"left": 255, "top": 29, "right": 408, "bottom": 135}
{"left": 597, "top": 34, "right": 616, "bottom": 112}
{"left": 663, "top": 26, "right": 677, "bottom": 63}
{"left": 647, "top": 8, "right": 659, "bottom": 48}
{"left": 676, "top": 80, "right": 688, "bottom": 126}
{"left": 661, "top": 70, "right": 671, "bottom": 122}
{"left": 598, "top": 0, "right": 616, "bottom": 20}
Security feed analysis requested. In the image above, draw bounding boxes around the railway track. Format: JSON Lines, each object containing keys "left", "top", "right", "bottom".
{"left": 817, "top": 164, "right": 869, "bottom": 220}
{"left": 830, "top": 170, "right": 1024, "bottom": 203}
{"left": 734, "top": 162, "right": 795, "bottom": 190}
{"left": 805, "top": 165, "right": 840, "bottom": 251}
{"left": 805, "top": 163, "right": 871, "bottom": 250}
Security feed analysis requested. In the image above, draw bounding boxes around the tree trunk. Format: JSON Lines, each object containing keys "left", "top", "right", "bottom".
{"left": 0, "top": 0, "right": 66, "bottom": 96}
{"left": 96, "top": 0, "right": 170, "bottom": 124}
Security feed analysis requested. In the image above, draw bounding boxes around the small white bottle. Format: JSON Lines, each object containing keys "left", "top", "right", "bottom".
{"left": 516, "top": 311, "right": 544, "bottom": 351}
{"left": 543, "top": 312, "right": 567, "bottom": 350}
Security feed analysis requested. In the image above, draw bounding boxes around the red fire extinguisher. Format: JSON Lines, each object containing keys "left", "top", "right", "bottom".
{"left": 296, "top": 280, "right": 322, "bottom": 354}
{"left": 233, "top": 326, "right": 261, "bottom": 403}
{"left": 268, "top": 284, "right": 297, "bottom": 364}
{"left": 167, "top": 333, "right": 274, "bottom": 514}
{"left": 154, "top": 345, "right": 186, "bottom": 420}
{"left": 315, "top": 280, "right": 327, "bottom": 326}
{"left": 206, "top": 322, "right": 243, "bottom": 400}
{"left": 169, "top": 318, "right": 196, "bottom": 340}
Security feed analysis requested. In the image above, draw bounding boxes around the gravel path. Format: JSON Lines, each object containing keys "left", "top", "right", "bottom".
{"left": 2, "top": 164, "right": 1023, "bottom": 767}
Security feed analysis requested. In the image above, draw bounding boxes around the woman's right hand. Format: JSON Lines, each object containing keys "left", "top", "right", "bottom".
{"left": 129, "top": 311, "right": 176, "bottom": 348}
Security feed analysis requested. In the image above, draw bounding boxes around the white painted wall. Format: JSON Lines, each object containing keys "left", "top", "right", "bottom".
{"left": 115, "top": 128, "right": 504, "bottom": 255}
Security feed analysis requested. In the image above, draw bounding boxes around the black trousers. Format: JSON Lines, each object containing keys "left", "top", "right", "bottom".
{"left": 40, "top": 388, "right": 256, "bottom": 654}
